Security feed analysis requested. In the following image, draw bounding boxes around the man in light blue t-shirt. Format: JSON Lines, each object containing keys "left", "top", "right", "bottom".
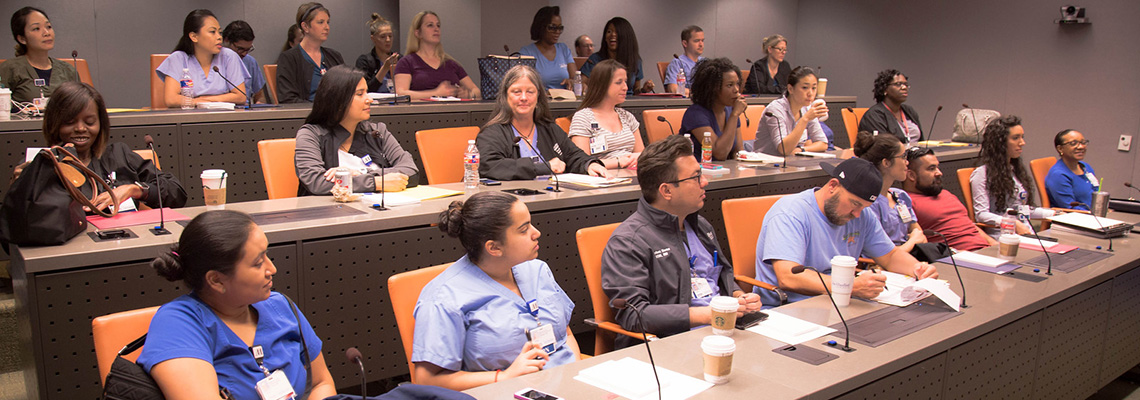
{"left": 664, "top": 25, "right": 705, "bottom": 95}
{"left": 755, "top": 158, "right": 940, "bottom": 305}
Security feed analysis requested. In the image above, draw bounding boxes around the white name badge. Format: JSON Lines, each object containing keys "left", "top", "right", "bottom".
{"left": 527, "top": 323, "right": 558, "bottom": 354}
{"left": 589, "top": 134, "right": 608, "bottom": 154}
{"left": 691, "top": 277, "right": 713, "bottom": 299}
{"left": 255, "top": 370, "right": 295, "bottom": 400}
{"left": 1086, "top": 172, "right": 1098, "bottom": 187}
{"left": 117, "top": 197, "right": 138, "bottom": 213}
{"left": 895, "top": 203, "right": 913, "bottom": 224}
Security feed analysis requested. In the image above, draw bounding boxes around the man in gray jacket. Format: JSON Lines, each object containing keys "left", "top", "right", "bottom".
{"left": 601, "top": 135, "right": 763, "bottom": 349}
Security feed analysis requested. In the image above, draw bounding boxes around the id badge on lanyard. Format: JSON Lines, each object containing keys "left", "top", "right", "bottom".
{"left": 891, "top": 192, "right": 912, "bottom": 224}
{"left": 524, "top": 299, "right": 557, "bottom": 354}
{"left": 589, "top": 122, "right": 607, "bottom": 154}
{"left": 251, "top": 345, "right": 296, "bottom": 400}
{"left": 688, "top": 253, "right": 714, "bottom": 299}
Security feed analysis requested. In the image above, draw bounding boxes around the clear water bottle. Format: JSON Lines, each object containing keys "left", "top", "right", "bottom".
{"left": 179, "top": 68, "right": 194, "bottom": 110}
{"left": 676, "top": 68, "right": 687, "bottom": 96}
{"left": 701, "top": 132, "right": 714, "bottom": 163}
{"left": 463, "top": 140, "right": 480, "bottom": 189}
{"left": 1000, "top": 208, "right": 1018, "bottom": 237}
{"left": 572, "top": 71, "right": 583, "bottom": 97}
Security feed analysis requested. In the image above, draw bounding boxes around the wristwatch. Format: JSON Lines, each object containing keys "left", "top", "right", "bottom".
{"left": 133, "top": 181, "right": 150, "bottom": 200}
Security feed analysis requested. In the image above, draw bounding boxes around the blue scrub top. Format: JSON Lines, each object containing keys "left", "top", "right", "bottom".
{"left": 411, "top": 255, "right": 576, "bottom": 372}
{"left": 300, "top": 49, "right": 324, "bottom": 102}
{"left": 138, "top": 292, "right": 321, "bottom": 400}
{"left": 519, "top": 43, "right": 574, "bottom": 90}
{"left": 684, "top": 221, "right": 722, "bottom": 307}
{"left": 156, "top": 48, "right": 251, "bottom": 98}
{"left": 866, "top": 188, "right": 917, "bottom": 244}
{"left": 664, "top": 55, "right": 703, "bottom": 88}
{"left": 754, "top": 189, "right": 896, "bottom": 305}
{"left": 240, "top": 54, "right": 266, "bottom": 101}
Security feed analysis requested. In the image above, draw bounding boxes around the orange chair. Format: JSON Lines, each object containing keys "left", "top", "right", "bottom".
{"left": 555, "top": 117, "right": 572, "bottom": 134}
{"left": 388, "top": 263, "right": 451, "bottom": 382}
{"left": 133, "top": 149, "right": 161, "bottom": 170}
{"left": 415, "top": 126, "right": 480, "bottom": 185}
{"left": 61, "top": 58, "right": 95, "bottom": 87}
{"left": 1030, "top": 157, "right": 1055, "bottom": 208}
{"left": 721, "top": 195, "right": 791, "bottom": 296}
{"left": 958, "top": 167, "right": 979, "bottom": 223}
{"left": 656, "top": 61, "right": 669, "bottom": 86}
{"left": 841, "top": 107, "right": 868, "bottom": 148}
{"left": 92, "top": 306, "right": 159, "bottom": 386}
{"left": 264, "top": 64, "right": 278, "bottom": 104}
{"left": 740, "top": 70, "right": 751, "bottom": 86}
{"left": 257, "top": 138, "right": 298, "bottom": 199}
{"left": 642, "top": 108, "right": 685, "bottom": 144}
{"left": 576, "top": 223, "right": 657, "bottom": 356}
{"left": 149, "top": 54, "right": 170, "bottom": 110}
{"left": 738, "top": 105, "right": 766, "bottom": 143}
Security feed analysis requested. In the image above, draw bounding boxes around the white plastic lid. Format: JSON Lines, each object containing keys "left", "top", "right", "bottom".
{"left": 709, "top": 296, "right": 738, "bottom": 312}
{"left": 0, "top": 88, "right": 10, "bottom": 94}
{"left": 468, "top": 139, "right": 475, "bottom": 144}
{"left": 999, "top": 234, "right": 1021, "bottom": 244}
{"left": 701, "top": 335, "right": 736, "bottom": 355}
{"left": 830, "top": 255, "right": 857, "bottom": 267}
{"left": 704, "top": 132, "right": 712, "bottom": 137}
{"left": 201, "top": 169, "right": 226, "bottom": 179}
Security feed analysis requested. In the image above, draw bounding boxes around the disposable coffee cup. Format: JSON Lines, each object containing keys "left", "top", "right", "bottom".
{"left": 830, "top": 256, "right": 857, "bottom": 307}
{"left": 0, "top": 88, "right": 10, "bottom": 120}
{"left": 817, "top": 78, "right": 828, "bottom": 97}
{"left": 701, "top": 335, "right": 735, "bottom": 384}
{"left": 812, "top": 98, "right": 829, "bottom": 122}
{"left": 201, "top": 169, "right": 228, "bottom": 207}
{"left": 1092, "top": 191, "right": 1110, "bottom": 217}
{"left": 999, "top": 234, "right": 1020, "bottom": 260}
{"left": 709, "top": 296, "right": 740, "bottom": 336}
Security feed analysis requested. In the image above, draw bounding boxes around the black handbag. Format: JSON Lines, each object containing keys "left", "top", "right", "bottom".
{"left": 478, "top": 53, "right": 537, "bottom": 100}
{"left": 101, "top": 334, "right": 164, "bottom": 400}
{"left": 0, "top": 146, "right": 117, "bottom": 247}
{"left": 910, "top": 242, "right": 952, "bottom": 263}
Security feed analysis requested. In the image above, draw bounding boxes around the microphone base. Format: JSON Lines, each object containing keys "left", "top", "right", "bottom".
{"left": 371, "top": 205, "right": 389, "bottom": 211}
{"left": 824, "top": 341, "right": 856, "bottom": 352}
{"left": 149, "top": 226, "right": 172, "bottom": 236}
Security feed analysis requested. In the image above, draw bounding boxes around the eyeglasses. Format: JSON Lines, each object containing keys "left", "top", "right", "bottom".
{"left": 666, "top": 169, "right": 703, "bottom": 185}
{"left": 770, "top": 47, "right": 787, "bottom": 53}
{"left": 905, "top": 146, "right": 935, "bottom": 162}
{"left": 546, "top": 25, "right": 565, "bottom": 32}
{"left": 232, "top": 44, "right": 254, "bottom": 55}
{"left": 890, "top": 81, "right": 910, "bottom": 88}
{"left": 1063, "top": 139, "right": 1090, "bottom": 147}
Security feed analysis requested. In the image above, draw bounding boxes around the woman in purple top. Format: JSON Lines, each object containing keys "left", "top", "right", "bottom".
{"left": 393, "top": 11, "right": 480, "bottom": 100}
{"left": 157, "top": 9, "right": 249, "bottom": 108}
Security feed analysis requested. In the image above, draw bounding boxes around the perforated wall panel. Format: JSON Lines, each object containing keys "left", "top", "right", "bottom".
{"left": 375, "top": 112, "right": 469, "bottom": 183}
{"left": 180, "top": 119, "right": 302, "bottom": 206}
{"left": 944, "top": 310, "right": 1042, "bottom": 399}
{"left": 1102, "top": 266, "right": 1140, "bottom": 387}
{"left": 835, "top": 353, "right": 947, "bottom": 400}
{"left": 0, "top": 131, "right": 44, "bottom": 200}
{"left": 32, "top": 245, "right": 297, "bottom": 400}
{"left": 940, "top": 157, "right": 974, "bottom": 201}
{"left": 1033, "top": 282, "right": 1111, "bottom": 400}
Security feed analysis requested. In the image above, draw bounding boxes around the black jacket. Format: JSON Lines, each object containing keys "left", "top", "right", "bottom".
{"left": 476, "top": 121, "right": 601, "bottom": 180}
{"left": 85, "top": 142, "right": 188, "bottom": 209}
{"left": 355, "top": 48, "right": 393, "bottom": 93}
{"left": 859, "top": 102, "right": 923, "bottom": 144}
{"left": 744, "top": 57, "right": 791, "bottom": 95}
{"left": 275, "top": 45, "right": 344, "bottom": 103}
{"left": 294, "top": 122, "right": 419, "bottom": 196}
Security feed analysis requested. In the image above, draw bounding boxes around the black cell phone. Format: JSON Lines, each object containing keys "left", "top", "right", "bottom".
{"left": 735, "top": 311, "right": 769, "bottom": 330}
{"left": 480, "top": 178, "right": 501, "bottom": 186}
{"left": 503, "top": 188, "right": 544, "bottom": 196}
{"left": 514, "top": 388, "right": 563, "bottom": 400}
{"left": 1020, "top": 233, "right": 1059, "bottom": 242}
{"left": 95, "top": 229, "right": 130, "bottom": 240}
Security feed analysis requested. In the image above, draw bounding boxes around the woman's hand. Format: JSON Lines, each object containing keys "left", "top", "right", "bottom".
{"left": 803, "top": 100, "right": 827, "bottom": 120}
{"left": 587, "top": 163, "right": 610, "bottom": 178}
{"left": 548, "top": 158, "right": 566, "bottom": 174}
{"left": 501, "top": 341, "right": 550, "bottom": 380}
{"left": 88, "top": 184, "right": 141, "bottom": 212}
{"left": 433, "top": 82, "right": 460, "bottom": 98}
{"left": 560, "top": 78, "right": 572, "bottom": 89}
{"left": 10, "top": 161, "right": 30, "bottom": 184}
{"left": 617, "top": 153, "right": 638, "bottom": 169}
{"left": 641, "top": 80, "right": 655, "bottom": 94}
{"left": 730, "top": 95, "right": 748, "bottom": 118}
{"left": 376, "top": 173, "right": 409, "bottom": 192}
{"left": 1015, "top": 221, "right": 1033, "bottom": 236}
{"left": 322, "top": 168, "right": 360, "bottom": 182}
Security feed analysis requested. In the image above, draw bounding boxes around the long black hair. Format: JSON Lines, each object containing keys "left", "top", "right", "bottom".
{"left": 601, "top": 17, "right": 640, "bottom": 81}
{"left": 438, "top": 191, "right": 520, "bottom": 263}
{"left": 689, "top": 57, "right": 740, "bottom": 111}
{"left": 10, "top": 6, "right": 47, "bottom": 56}
{"left": 979, "top": 114, "right": 1034, "bottom": 210}
{"left": 173, "top": 9, "right": 216, "bottom": 55}
{"left": 305, "top": 65, "right": 366, "bottom": 129}
{"left": 152, "top": 210, "right": 257, "bottom": 292}
{"left": 785, "top": 66, "right": 816, "bottom": 97}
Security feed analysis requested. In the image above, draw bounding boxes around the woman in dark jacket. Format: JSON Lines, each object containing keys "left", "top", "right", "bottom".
{"left": 276, "top": 2, "right": 344, "bottom": 103}
{"left": 744, "top": 34, "right": 791, "bottom": 95}
{"left": 858, "top": 69, "right": 922, "bottom": 145}
{"left": 13, "top": 81, "right": 186, "bottom": 211}
{"left": 476, "top": 65, "right": 607, "bottom": 181}
{"left": 294, "top": 65, "right": 417, "bottom": 196}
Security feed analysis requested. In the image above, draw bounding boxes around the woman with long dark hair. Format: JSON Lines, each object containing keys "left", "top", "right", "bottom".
{"left": 753, "top": 66, "right": 828, "bottom": 156}
{"left": 579, "top": 17, "right": 653, "bottom": 94}
{"left": 1045, "top": 129, "right": 1098, "bottom": 210}
{"left": 855, "top": 131, "right": 925, "bottom": 253}
{"left": 294, "top": 65, "right": 417, "bottom": 195}
{"left": 276, "top": 2, "right": 344, "bottom": 103}
{"left": 568, "top": 59, "right": 643, "bottom": 169}
{"left": 156, "top": 9, "right": 249, "bottom": 108}
{"left": 476, "top": 65, "right": 606, "bottom": 180}
{"left": 518, "top": 6, "right": 575, "bottom": 90}
{"left": 680, "top": 57, "right": 746, "bottom": 160}
{"left": 0, "top": 7, "right": 79, "bottom": 104}
{"left": 969, "top": 115, "right": 1054, "bottom": 235}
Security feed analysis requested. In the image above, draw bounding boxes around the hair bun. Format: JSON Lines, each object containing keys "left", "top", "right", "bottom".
{"left": 151, "top": 246, "right": 185, "bottom": 282}
{"left": 438, "top": 200, "right": 465, "bottom": 238}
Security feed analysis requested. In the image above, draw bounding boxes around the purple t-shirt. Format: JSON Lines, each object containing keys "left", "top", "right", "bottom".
{"left": 394, "top": 52, "right": 469, "bottom": 91}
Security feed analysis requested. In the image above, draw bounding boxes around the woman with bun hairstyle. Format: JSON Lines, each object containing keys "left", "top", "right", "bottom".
{"left": 355, "top": 13, "right": 399, "bottom": 93}
{"left": 276, "top": 2, "right": 344, "bottom": 103}
{"left": 156, "top": 9, "right": 250, "bottom": 108}
{"left": 412, "top": 191, "right": 580, "bottom": 391}
{"left": 138, "top": 210, "right": 337, "bottom": 400}
{"left": 854, "top": 131, "right": 925, "bottom": 253}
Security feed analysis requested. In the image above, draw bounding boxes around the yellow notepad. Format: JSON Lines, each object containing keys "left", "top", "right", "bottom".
{"left": 399, "top": 185, "right": 464, "bottom": 201}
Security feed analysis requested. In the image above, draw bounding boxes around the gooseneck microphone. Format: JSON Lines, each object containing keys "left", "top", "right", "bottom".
{"left": 922, "top": 105, "right": 943, "bottom": 146}
{"left": 1124, "top": 182, "right": 1140, "bottom": 200}
{"left": 212, "top": 65, "right": 252, "bottom": 109}
{"left": 654, "top": 116, "right": 676, "bottom": 136}
{"left": 791, "top": 265, "right": 854, "bottom": 352}
{"left": 345, "top": 347, "right": 366, "bottom": 399}
{"left": 1016, "top": 212, "right": 1054, "bottom": 275}
{"left": 611, "top": 298, "right": 661, "bottom": 400}
{"left": 1071, "top": 201, "right": 1113, "bottom": 252}
{"left": 514, "top": 135, "right": 561, "bottom": 192}
{"left": 71, "top": 50, "right": 79, "bottom": 71}
{"left": 144, "top": 135, "right": 170, "bottom": 236}
{"left": 962, "top": 103, "right": 981, "bottom": 134}
{"left": 745, "top": 59, "right": 762, "bottom": 96}
{"left": 765, "top": 111, "right": 789, "bottom": 170}
{"left": 923, "top": 229, "right": 966, "bottom": 307}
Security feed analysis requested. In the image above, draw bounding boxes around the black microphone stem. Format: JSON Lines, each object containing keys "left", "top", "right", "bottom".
{"left": 963, "top": 104, "right": 981, "bottom": 135}
{"left": 519, "top": 133, "right": 560, "bottom": 192}
{"left": 145, "top": 135, "right": 170, "bottom": 236}
{"left": 1019, "top": 214, "right": 1054, "bottom": 275}
{"left": 212, "top": 66, "right": 251, "bottom": 109}
{"left": 924, "top": 230, "right": 966, "bottom": 307}
{"left": 923, "top": 106, "right": 943, "bottom": 147}
{"left": 632, "top": 306, "right": 662, "bottom": 400}
{"left": 805, "top": 266, "right": 852, "bottom": 351}
{"left": 1071, "top": 202, "right": 1112, "bottom": 252}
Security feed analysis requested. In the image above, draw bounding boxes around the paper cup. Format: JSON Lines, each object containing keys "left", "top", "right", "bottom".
{"left": 709, "top": 296, "right": 739, "bottom": 336}
{"left": 701, "top": 335, "right": 735, "bottom": 384}
{"left": 830, "top": 256, "right": 857, "bottom": 306}
{"left": 817, "top": 78, "right": 828, "bottom": 97}
{"left": 0, "top": 88, "right": 10, "bottom": 120}
{"left": 999, "top": 234, "right": 1020, "bottom": 260}
{"left": 201, "top": 169, "right": 228, "bottom": 207}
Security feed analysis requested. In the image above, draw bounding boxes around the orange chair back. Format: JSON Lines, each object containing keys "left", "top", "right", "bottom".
{"left": 64, "top": 58, "right": 94, "bottom": 86}
{"left": 1029, "top": 157, "right": 1055, "bottom": 208}
{"left": 958, "top": 167, "right": 977, "bottom": 222}
{"left": 415, "top": 126, "right": 480, "bottom": 185}
{"left": 149, "top": 54, "right": 170, "bottom": 110}
{"left": 264, "top": 64, "right": 279, "bottom": 104}
{"left": 257, "top": 139, "right": 298, "bottom": 199}
{"left": 133, "top": 149, "right": 161, "bottom": 170}
{"left": 388, "top": 263, "right": 451, "bottom": 382}
{"left": 656, "top": 62, "right": 669, "bottom": 85}
{"left": 740, "top": 69, "right": 751, "bottom": 86}
{"left": 555, "top": 117, "right": 572, "bottom": 134}
{"left": 738, "top": 105, "right": 766, "bottom": 143}
{"left": 574, "top": 57, "right": 589, "bottom": 72}
{"left": 841, "top": 107, "right": 868, "bottom": 148}
{"left": 722, "top": 195, "right": 785, "bottom": 293}
{"left": 92, "top": 306, "right": 159, "bottom": 386}
{"left": 642, "top": 109, "right": 685, "bottom": 145}
{"left": 575, "top": 222, "right": 622, "bottom": 355}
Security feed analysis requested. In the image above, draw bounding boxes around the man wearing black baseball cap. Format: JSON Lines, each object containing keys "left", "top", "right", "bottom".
{"left": 753, "top": 158, "right": 939, "bottom": 305}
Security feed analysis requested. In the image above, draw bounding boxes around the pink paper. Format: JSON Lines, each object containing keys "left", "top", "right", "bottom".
{"left": 1019, "top": 242, "right": 1078, "bottom": 254}
{"left": 87, "top": 208, "right": 191, "bottom": 230}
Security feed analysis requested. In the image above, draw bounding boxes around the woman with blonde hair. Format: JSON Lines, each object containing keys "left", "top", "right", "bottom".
{"left": 744, "top": 34, "right": 791, "bottom": 95}
{"left": 355, "top": 13, "right": 399, "bottom": 93}
{"left": 393, "top": 11, "right": 479, "bottom": 100}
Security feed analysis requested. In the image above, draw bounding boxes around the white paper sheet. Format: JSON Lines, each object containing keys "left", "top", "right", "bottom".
{"left": 746, "top": 310, "right": 837, "bottom": 345}
{"left": 359, "top": 192, "right": 420, "bottom": 207}
{"left": 574, "top": 357, "right": 713, "bottom": 400}
{"left": 951, "top": 251, "right": 1011, "bottom": 268}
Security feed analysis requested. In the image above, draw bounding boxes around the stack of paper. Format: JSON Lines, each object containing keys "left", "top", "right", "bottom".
{"left": 360, "top": 193, "right": 419, "bottom": 207}
{"left": 196, "top": 102, "right": 235, "bottom": 110}
{"left": 795, "top": 151, "right": 837, "bottom": 158}
{"left": 555, "top": 173, "right": 632, "bottom": 188}
{"left": 747, "top": 310, "right": 836, "bottom": 345}
{"left": 735, "top": 151, "right": 783, "bottom": 163}
{"left": 574, "top": 357, "right": 712, "bottom": 400}
{"left": 870, "top": 271, "right": 961, "bottom": 311}
{"left": 1049, "top": 213, "right": 1132, "bottom": 238}
{"left": 951, "top": 251, "right": 1011, "bottom": 268}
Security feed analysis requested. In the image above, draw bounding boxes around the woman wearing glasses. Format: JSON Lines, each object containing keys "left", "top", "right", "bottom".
{"left": 1045, "top": 130, "right": 1098, "bottom": 211}
{"left": 859, "top": 69, "right": 922, "bottom": 145}
{"left": 743, "top": 34, "right": 790, "bottom": 95}
{"left": 518, "top": 6, "right": 574, "bottom": 90}
{"left": 855, "top": 131, "right": 925, "bottom": 253}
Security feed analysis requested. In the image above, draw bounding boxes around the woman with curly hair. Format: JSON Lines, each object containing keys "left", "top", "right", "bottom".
{"left": 679, "top": 57, "right": 747, "bottom": 160}
{"left": 859, "top": 69, "right": 922, "bottom": 145}
{"left": 969, "top": 115, "right": 1054, "bottom": 235}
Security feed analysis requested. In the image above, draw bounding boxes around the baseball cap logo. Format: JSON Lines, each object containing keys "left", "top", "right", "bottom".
{"left": 869, "top": 194, "right": 877, "bottom": 201}
{"left": 839, "top": 172, "right": 846, "bottom": 179}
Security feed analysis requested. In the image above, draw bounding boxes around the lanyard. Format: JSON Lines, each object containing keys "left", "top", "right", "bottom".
{"left": 886, "top": 104, "right": 909, "bottom": 138}
{"left": 250, "top": 345, "right": 271, "bottom": 377}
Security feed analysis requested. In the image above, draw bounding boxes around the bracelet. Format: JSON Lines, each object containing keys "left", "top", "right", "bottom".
{"left": 495, "top": 369, "right": 501, "bottom": 382}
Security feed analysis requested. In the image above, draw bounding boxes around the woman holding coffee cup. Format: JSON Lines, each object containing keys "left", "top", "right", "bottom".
{"left": 10, "top": 81, "right": 187, "bottom": 212}
{"left": 969, "top": 115, "right": 1055, "bottom": 236}
{"left": 753, "top": 66, "right": 829, "bottom": 156}
{"left": 1045, "top": 129, "right": 1099, "bottom": 211}
{"left": 854, "top": 131, "right": 926, "bottom": 253}
{"left": 412, "top": 191, "right": 580, "bottom": 391}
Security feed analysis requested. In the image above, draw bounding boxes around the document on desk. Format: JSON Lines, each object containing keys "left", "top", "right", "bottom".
{"left": 359, "top": 193, "right": 419, "bottom": 207}
{"left": 554, "top": 173, "right": 632, "bottom": 188}
{"left": 398, "top": 186, "right": 463, "bottom": 201}
{"left": 574, "top": 357, "right": 712, "bottom": 400}
{"left": 746, "top": 310, "right": 836, "bottom": 345}
{"left": 871, "top": 272, "right": 961, "bottom": 312}
{"left": 1018, "top": 236, "right": 1078, "bottom": 254}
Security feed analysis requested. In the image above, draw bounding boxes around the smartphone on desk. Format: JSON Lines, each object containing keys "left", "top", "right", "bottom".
{"left": 515, "top": 388, "right": 563, "bottom": 400}
{"left": 735, "top": 311, "right": 769, "bottom": 330}
{"left": 503, "top": 188, "right": 545, "bottom": 196}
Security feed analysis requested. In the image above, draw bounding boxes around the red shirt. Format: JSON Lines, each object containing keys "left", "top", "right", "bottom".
{"left": 909, "top": 189, "right": 992, "bottom": 251}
